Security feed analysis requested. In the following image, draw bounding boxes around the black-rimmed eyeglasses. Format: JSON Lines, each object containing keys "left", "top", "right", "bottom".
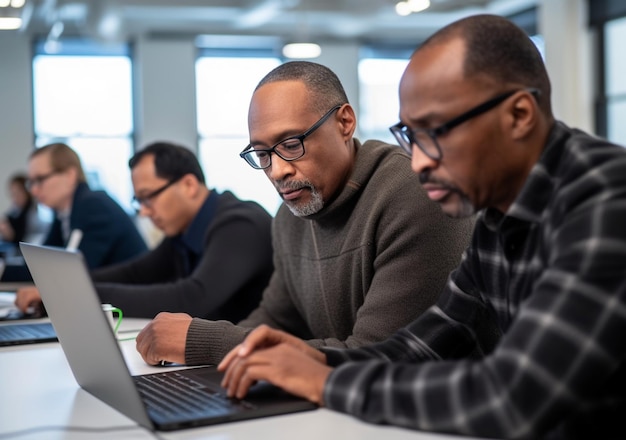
{"left": 240, "top": 104, "right": 343, "bottom": 170}
{"left": 389, "top": 88, "right": 540, "bottom": 160}
{"left": 26, "top": 170, "right": 61, "bottom": 190}
{"left": 131, "top": 178, "right": 180, "bottom": 211}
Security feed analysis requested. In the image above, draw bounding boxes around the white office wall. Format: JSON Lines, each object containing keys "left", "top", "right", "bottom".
{"left": 133, "top": 36, "right": 198, "bottom": 151}
{"left": 0, "top": 33, "right": 34, "bottom": 214}
{"left": 316, "top": 42, "right": 361, "bottom": 130}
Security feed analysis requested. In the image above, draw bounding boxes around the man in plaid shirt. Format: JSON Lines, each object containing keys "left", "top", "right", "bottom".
{"left": 218, "top": 14, "right": 626, "bottom": 440}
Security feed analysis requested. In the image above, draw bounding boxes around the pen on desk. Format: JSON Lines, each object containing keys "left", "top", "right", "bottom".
{"left": 66, "top": 229, "right": 83, "bottom": 251}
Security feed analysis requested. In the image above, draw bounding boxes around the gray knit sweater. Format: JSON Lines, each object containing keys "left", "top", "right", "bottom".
{"left": 185, "top": 139, "right": 474, "bottom": 365}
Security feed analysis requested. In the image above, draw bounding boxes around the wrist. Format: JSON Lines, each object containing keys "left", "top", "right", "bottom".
{"left": 314, "top": 366, "right": 333, "bottom": 406}
{"left": 314, "top": 349, "right": 328, "bottom": 365}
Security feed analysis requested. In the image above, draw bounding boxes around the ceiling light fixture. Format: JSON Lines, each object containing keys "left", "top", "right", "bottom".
{"left": 395, "top": 0, "right": 430, "bottom": 16}
{"left": 395, "top": 2, "right": 412, "bottom": 16}
{"left": 0, "top": 17, "right": 20, "bottom": 29}
{"left": 0, "top": 0, "right": 25, "bottom": 30}
{"left": 282, "top": 0, "right": 320, "bottom": 59}
{"left": 282, "top": 42, "right": 321, "bottom": 59}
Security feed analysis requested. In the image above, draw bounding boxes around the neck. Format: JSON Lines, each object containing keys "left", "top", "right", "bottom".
{"left": 56, "top": 182, "right": 81, "bottom": 213}
{"left": 196, "top": 186, "right": 211, "bottom": 207}
{"left": 181, "top": 187, "right": 211, "bottom": 232}
{"left": 493, "top": 120, "right": 554, "bottom": 214}
{"left": 56, "top": 200, "right": 72, "bottom": 213}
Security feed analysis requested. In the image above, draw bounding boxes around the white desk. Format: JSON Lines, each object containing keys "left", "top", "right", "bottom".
{"left": 0, "top": 319, "right": 478, "bottom": 440}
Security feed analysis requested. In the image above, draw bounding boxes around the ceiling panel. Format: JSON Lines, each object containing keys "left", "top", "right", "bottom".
{"left": 14, "top": 0, "right": 537, "bottom": 45}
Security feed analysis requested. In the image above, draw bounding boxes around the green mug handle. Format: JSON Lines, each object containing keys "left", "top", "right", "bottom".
{"left": 101, "top": 304, "right": 123, "bottom": 334}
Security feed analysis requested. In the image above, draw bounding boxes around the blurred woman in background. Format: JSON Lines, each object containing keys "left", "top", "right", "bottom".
{"left": 0, "top": 173, "right": 49, "bottom": 245}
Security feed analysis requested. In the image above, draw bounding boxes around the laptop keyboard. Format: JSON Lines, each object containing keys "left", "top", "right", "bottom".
{"left": 134, "top": 371, "right": 256, "bottom": 421}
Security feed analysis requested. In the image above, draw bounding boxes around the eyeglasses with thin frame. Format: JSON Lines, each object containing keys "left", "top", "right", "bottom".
{"left": 131, "top": 177, "right": 180, "bottom": 211}
{"left": 389, "top": 88, "right": 540, "bottom": 160}
{"left": 26, "top": 170, "right": 61, "bottom": 191}
{"left": 240, "top": 104, "right": 343, "bottom": 170}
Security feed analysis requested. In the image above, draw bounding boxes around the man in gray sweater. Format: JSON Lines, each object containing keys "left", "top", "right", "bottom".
{"left": 135, "top": 61, "right": 474, "bottom": 366}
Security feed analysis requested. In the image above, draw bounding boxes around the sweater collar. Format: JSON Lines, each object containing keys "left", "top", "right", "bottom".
{"left": 302, "top": 138, "right": 391, "bottom": 222}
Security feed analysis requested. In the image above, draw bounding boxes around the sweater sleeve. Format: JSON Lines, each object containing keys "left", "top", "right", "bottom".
{"left": 91, "top": 239, "right": 175, "bottom": 284}
{"left": 184, "top": 231, "right": 310, "bottom": 365}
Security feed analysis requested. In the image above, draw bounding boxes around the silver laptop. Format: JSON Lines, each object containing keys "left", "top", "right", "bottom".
{"left": 20, "top": 242, "right": 316, "bottom": 432}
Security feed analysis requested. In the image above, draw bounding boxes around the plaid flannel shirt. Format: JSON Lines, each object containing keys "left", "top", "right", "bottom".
{"left": 322, "top": 121, "right": 626, "bottom": 439}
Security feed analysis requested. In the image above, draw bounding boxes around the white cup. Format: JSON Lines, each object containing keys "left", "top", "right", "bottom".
{"left": 101, "top": 303, "right": 121, "bottom": 333}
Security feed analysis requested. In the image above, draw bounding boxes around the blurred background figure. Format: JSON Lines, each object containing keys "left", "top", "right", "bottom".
{"left": 27, "top": 143, "right": 147, "bottom": 268}
{"left": 0, "top": 173, "right": 50, "bottom": 246}
{"left": 1, "top": 143, "right": 147, "bottom": 283}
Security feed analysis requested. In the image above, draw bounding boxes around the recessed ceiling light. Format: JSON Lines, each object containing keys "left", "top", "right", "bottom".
{"left": 282, "top": 43, "right": 321, "bottom": 59}
{"left": 408, "top": 0, "right": 431, "bottom": 13}
{"left": 0, "top": 17, "right": 21, "bottom": 30}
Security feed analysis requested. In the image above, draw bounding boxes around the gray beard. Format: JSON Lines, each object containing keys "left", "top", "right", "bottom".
{"left": 285, "top": 186, "right": 324, "bottom": 217}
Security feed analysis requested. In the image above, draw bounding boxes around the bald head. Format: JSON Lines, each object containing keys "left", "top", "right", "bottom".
{"left": 397, "top": 15, "right": 555, "bottom": 216}
{"left": 417, "top": 14, "right": 552, "bottom": 116}
{"left": 254, "top": 61, "right": 349, "bottom": 115}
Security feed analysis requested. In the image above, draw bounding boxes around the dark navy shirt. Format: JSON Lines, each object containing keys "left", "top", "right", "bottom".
{"left": 174, "top": 190, "right": 218, "bottom": 275}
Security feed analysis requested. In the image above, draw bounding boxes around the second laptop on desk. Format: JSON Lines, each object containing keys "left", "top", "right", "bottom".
{"left": 20, "top": 242, "right": 317, "bottom": 432}
{"left": 0, "top": 321, "right": 57, "bottom": 346}
{"left": 0, "top": 288, "right": 58, "bottom": 346}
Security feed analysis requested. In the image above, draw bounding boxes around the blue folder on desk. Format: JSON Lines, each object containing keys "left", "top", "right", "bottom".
{"left": 20, "top": 242, "right": 317, "bottom": 432}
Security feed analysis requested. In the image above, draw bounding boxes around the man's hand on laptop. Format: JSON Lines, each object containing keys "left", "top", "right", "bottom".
{"left": 136, "top": 312, "right": 191, "bottom": 365}
{"left": 218, "top": 325, "right": 330, "bottom": 404}
{"left": 15, "top": 286, "right": 44, "bottom": 316}
{"left": 220, "top": 325, "right": 327, "bottom": 366}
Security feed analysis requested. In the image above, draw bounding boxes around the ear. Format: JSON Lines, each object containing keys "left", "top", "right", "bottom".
{"left": 508, "top": 90, "right": 538, "bottom": 141}
{"left": 337, "top": 104, "right": 357, "bottom": 140}
{"left": 65, "top": 166, "right": 79, "bottom": 184}
{"left": 179, "top": 173, "right": 201, "bottom": 198}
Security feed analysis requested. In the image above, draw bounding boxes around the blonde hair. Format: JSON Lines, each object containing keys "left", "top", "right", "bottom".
{"left": 30, "top": 143, "right": 87, "bottom": 183}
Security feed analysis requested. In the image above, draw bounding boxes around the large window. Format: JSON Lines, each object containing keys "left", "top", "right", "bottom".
{"left": 589, "top": 0, "right": 626, "bottom": 143}
{"left": 357, "top": 9, "right": 539, "bottom": 147}
{"left": 196, "top": 54, "right": 281, "bottom": 215}
{"left": 605, "top": 16, "right": 626, "bottom": 144}
{"left": 32, "top": 40, "right": 134, "bottom": 212}
{"left": 358, "top": 57, "right": 409, "bottom": 144}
